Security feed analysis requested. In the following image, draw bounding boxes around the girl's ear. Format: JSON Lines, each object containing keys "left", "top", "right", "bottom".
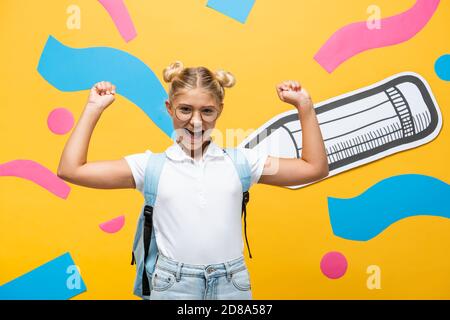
{"left": 165, "top": 100, "right": 174, "bottom": 116}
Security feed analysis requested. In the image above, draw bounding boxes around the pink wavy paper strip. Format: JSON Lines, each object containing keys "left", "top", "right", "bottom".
{"left": 98, "top": 0, "right": 137, "bottom": 42}
{"left": 99, "top": 215, "right": 125, "bottom": 233}
{"left": 314, "top": 0, "right": 440, "bottom": 73}
{"left": 0, "top": 160, "right": 70, "bottom": 199}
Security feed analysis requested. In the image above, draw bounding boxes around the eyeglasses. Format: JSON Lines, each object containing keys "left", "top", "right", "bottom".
{"left": 174, "top": 105, "right": 220, "bottom": 123}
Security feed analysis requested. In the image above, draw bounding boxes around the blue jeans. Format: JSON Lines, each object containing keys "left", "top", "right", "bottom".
{"left": 148, "top": 253, "right": 253, "bottom": 300}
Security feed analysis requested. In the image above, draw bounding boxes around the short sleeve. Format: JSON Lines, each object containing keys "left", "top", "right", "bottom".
{"left": 237, "top": 147, "right": 269, "bottom": 187}
{"left": 123, "top": 150, "right": 152, "bottom": 194}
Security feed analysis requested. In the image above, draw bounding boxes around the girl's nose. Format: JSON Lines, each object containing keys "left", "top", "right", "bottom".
{"left": 190, "top": 112, "right": 203, "bottom": 127}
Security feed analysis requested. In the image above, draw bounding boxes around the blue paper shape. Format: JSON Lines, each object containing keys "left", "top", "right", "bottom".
{"left": 435, "top": 54, "right": 450, "bottom": 81}
{"left": 0, "top": 252, "right": 86, "bottom": 300}
{"left": 207, "top": 0, "right": 256, "bottom": 23}
{"left": 37, "top": 35, "right": 173, "bottom": 137}
{"left": 328, "top": 174, "right": 450, "bottom": 241}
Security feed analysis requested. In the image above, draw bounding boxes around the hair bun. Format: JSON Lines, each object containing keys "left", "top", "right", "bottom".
{"left": 163, "top": 61, "right": 184, "bottom": 83}
{"left": 215, "top": 69, "right": 236, "bottom": 88}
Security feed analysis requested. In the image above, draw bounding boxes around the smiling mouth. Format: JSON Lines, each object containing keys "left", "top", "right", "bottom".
{"left": 184, "top": 128, "right": 204, "bottom": 139}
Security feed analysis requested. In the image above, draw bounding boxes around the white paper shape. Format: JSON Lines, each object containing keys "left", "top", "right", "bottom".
{"left": 239, "top": 72, "right": 442, "bottom": 189}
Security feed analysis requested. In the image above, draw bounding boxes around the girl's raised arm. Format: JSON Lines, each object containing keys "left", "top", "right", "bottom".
{"left": 57, "top": 81, "right": 136, "bottom": 189}
{"left": 259, "top": 80, "right": 329, "bottom": 186}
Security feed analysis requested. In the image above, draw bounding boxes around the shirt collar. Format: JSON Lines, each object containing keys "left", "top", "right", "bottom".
{"left": 165, "top": 140, "right": 225, "bottom": 162}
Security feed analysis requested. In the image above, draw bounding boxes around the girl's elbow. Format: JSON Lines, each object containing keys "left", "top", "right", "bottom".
{"left": 57, "top": 170, "right": 71, "bottom": 182}
{"left": 321, "top": 164, "right": 329, "bottom": 178}
{"left": 56, "top": 168, "right": 66, "bottom": 179}
{"left": 57, "top": 163, "right": 69, "bottom": 179}
{"left": 57, "top": 167, "right": 77, "bottom": 182}
{"left": 314, "top": 164, "right": 329, "bottom": 180}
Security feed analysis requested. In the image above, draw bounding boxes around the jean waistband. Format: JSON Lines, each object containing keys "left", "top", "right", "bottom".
{"left": 155, "top": 253, "right": 247, "bottom": 280}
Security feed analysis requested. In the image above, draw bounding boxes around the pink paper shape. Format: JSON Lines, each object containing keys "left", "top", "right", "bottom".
{"left": 320, "top": 251, "right": 348, "bottom": 279}
{"left": 0, "top": 160, "right": 71, "bottom": 199}
{"left": 99, "top": 215, "right": 125, "bottom": 233}
{"left": 314, "top": 0, "right": 440, "bottom": 73}
{"left": 98, "top": 0, "right": 137, "bottom": 42}
{"left": 47, "top": 108, "right": 74, "bottom": 135}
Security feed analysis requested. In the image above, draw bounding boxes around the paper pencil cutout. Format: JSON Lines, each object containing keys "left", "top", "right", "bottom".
{"left": 240, "top": 73, "right": 442, "bottom": 189}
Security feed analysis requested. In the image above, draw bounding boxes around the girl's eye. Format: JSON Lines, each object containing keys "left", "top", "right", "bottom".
{"left": 180, "top": 107, "right": 192, "bottom": 113}
{"left": 202, "top": 109, "right": 213, "bottom": 114}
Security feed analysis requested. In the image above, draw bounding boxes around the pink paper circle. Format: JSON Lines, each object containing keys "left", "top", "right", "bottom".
{"left": 47, "top": 108, "right": 74, "bottom": 135}
{"left": 320, "top": 251, "right": 348, "bottom": 279}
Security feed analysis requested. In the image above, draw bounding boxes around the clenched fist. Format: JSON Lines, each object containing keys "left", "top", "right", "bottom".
{"left": 87, "top": 81, "right": 116, "bottom": 110}
{"left": 276, "top": 80, "right": 312, "bottom": 110}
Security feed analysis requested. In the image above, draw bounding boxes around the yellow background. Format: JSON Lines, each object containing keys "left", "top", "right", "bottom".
{"left": 1, "top": 0, "right": 449, "bottom": 299}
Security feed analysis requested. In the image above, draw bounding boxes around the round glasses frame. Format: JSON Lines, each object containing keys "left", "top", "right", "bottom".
{"left": 173, "top": 105, "right": 221, "bottom": 123}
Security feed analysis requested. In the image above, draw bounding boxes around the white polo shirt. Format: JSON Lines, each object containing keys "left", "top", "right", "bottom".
{"left": 124, "top": 141, "right": 268, "bottom": 265}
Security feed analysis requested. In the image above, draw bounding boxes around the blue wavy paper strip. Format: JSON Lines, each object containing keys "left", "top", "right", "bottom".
{"left": 37, "top": 35, "right": 172, "bottom": 136}
{"left": 207, "top": 0, "right": 256, "bottom": 23}
{"left": 328, "top": 174, "right": 450, "bottom": 241}
{"left": 0, "top": 252, "right": 86, "bottom": 300}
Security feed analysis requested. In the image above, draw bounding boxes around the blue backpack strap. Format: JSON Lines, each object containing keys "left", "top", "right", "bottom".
{"left": 224, "top": 148, "right": 251, "bottom": 192}
{"left": 132, "top": 152, "right": 166, "bottom": 298}
{"left": 224, "top": 148, "right": 253, "bottom": 258}
{"left": 143, "top": 153, "right": 166, "bottom": 206}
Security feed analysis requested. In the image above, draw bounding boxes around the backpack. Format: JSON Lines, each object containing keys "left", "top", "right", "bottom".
{"left": 130, "top": 147, "right": 253, "bottom": 299}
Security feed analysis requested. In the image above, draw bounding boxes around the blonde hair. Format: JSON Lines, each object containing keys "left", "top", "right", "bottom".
{"left": 162, "top": 61, "right": 236, "bottom": 105}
